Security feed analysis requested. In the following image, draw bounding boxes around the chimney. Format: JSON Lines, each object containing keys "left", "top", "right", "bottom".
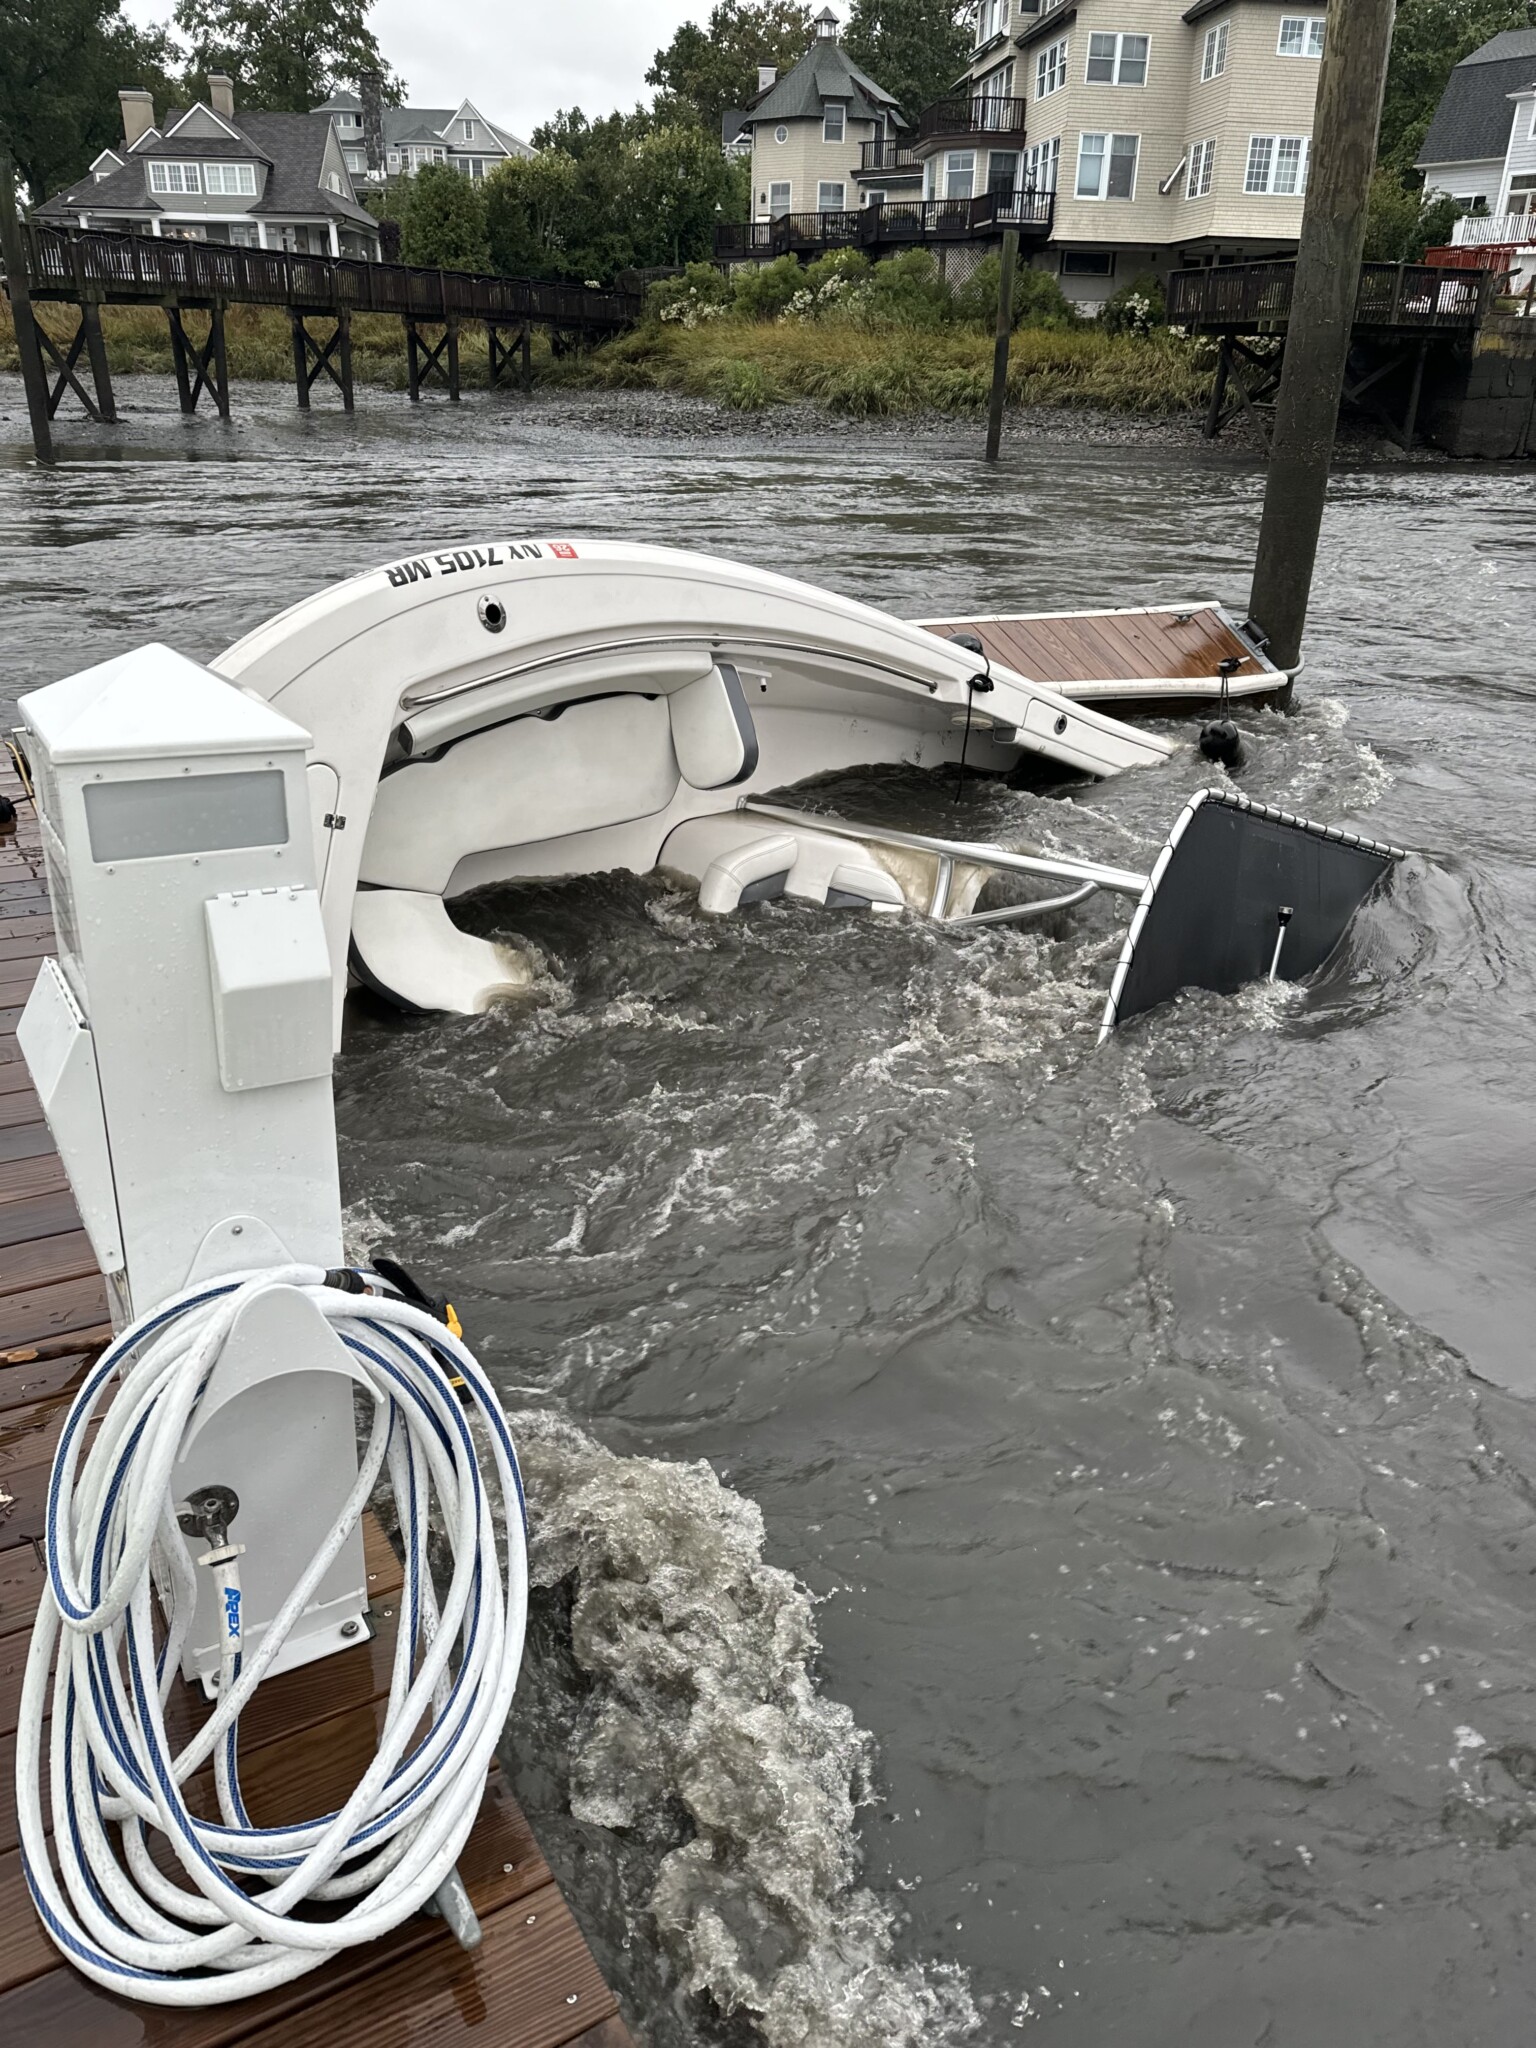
{"left": 359, "top": 70, "right": 385, "bottom": 178}
{"left": 207, "top": 72, "right": 235, "bottom": 120}
{"left": 758, "top": 65, "right": 777, "bottom": 91}
{"left": 119, "top": 88, "right": 155, "bottom": 146}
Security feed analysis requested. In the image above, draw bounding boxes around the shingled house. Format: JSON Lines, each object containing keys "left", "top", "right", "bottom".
{"left": 1417, "top": 28, "right": 1536, "bottom": 272}
{"left": 316, "top": 92, "right": 533, "bottom": 185}
{"left": 37, "top": 74, "right": 381, "bottom": 259}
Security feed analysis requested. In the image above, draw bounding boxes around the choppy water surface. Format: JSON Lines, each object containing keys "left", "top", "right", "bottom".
{"left": 5, "top": 379, "right": 1536, "bottom": 2046}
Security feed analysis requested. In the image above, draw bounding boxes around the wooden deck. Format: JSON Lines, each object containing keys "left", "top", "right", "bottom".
{"left": 0, "top": 751, "right": 630, "bottom": 2048}
{"left": 913, "top": 602, "right": 1286, "bottom": 709}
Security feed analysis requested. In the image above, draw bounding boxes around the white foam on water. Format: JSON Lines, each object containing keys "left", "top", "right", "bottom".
{"left": 515, "top": 1411, "right": 981, "bottom": 2048}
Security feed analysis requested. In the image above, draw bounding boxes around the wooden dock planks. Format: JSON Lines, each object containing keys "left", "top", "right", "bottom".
{"left": 0, "top": 751, "right": 630, "bottom": 2048}
{"left": 915, "top": 602, "right": 1281, "bottom": 706}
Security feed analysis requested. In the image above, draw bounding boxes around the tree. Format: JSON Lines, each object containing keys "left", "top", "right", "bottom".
{"left": 0, "top": 0, "right": 177, "bottom": 203}
{"left": 646, "top": 1, "right": 813, "bottom": 133}
{"left": 172, "top": 0, "right": 403, "bottom": 113}
{"left": 1362, "top": 166, "right": 1462, "bottom": 259}
{"left": 1378, "top": 0, "right": 1535, "bottom": 175}
{"left": 397, "top": 162, "right": 489, "bottom": 271}
{"left": 843, "top": 0, "right": 971, "bottom": 115}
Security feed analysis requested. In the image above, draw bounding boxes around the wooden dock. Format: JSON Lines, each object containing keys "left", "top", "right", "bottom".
{"left": 1166, "top": 258, "right": 1503, "bottom": 450}
{"left": 1, "top": 210, "right": 643, "bottom": 463}
{"left": 0, "top": 751, "right": 631, "bottom": 2048}
{"left": 913, "top": 602, "right": 1286, "bottom": 712}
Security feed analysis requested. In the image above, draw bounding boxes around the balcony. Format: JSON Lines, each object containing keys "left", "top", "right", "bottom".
{"left": 714, "top": 188, "right": 1054, "bottom": 262}
{"left": 857, "top": 138, "right": 922, "bottom": 177}
{"left": 914, "top": 95, "right": 1030, "bottom": 154}
{"left": 1450, "top": 210, "right": 1536, "bottom": 247}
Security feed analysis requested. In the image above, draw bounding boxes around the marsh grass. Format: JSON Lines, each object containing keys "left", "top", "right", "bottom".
{"left": 555, "top": 318, "right": 1216, "bottom": 417}
{"left": 0, "top": 301, "right": 1215, "bottom": 418}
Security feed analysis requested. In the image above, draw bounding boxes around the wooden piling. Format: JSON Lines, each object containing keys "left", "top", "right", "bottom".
{"left": 446, "top": 315, "right": 461, "bottom": 403}
{"left": 337, "top": 308, "right": 355, "bottom": 413}
{"left": 291, "top": 310, "right": 311, "bottom": 411}
{"left": 984, "top": 228, "right": 1019, "bottom": 463}
{"left": 406, "top": 320, "right": 421, "bottom": 402}
{"left": 79, "top": 301, "right": 115, "bottom": 422}
{"left": 209, "top": 302, "right": 230, "bottom": 420}
{"left": 0, "top": 158, "right": 55, "bottom": 467}
{"left": 1246, "top": 0, "right": 1397, "bottom": 671}
{"left": 167, "top": 307, "right": 196, "bottom": 414}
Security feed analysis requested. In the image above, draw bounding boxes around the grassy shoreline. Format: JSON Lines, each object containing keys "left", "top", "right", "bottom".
{"left": 1, "top": 301, "right": 1219, "bottom": 420}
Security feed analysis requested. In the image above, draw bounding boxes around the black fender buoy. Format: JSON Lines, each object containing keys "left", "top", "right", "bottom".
{"left": 1198, "top": 718, "right": 1247, "bottom": 771}
{"left": 0, "top": 793, "right": 16, "bottom": 834}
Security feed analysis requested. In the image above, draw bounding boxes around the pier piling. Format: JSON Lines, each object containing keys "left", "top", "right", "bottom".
{"left": 984, "top": 227, "right": 1019, "bottom": 463}
{"left": 1246, "top": 0, "right": 1397, "bottom": 670}
{"left": 0, "top": 157, "right": 55, "bottom": 465}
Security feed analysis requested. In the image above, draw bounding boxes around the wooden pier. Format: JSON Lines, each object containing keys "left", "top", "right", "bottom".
{"left": 0, "top": 751, "right": 630, "bottom": 2047}
{"left": 1, "top": 213, "right": 642, "bottom": 464}
{"left": 1167, "top": 258, "right": 1504, "bottom": 449}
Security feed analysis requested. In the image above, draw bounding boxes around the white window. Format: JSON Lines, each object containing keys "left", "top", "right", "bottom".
{"left": 1037, "top": 37, "right": 1068, "bottom": 96}
{"left": 978, "top": 0, "right": 1008, "bottom": 40}
{"left": 817, "top": 180, "right": 846, "bottom": 210}
{"left": 1277, "top": 16, "right": 1325, "bottom": 57}
{"left": 1026, "top": 135, "right": 1060, "bottom": 192}
{"left": 1201, "top": 21, "right": 1228, "bottom": 80}
{"left": 1086, "top": 32, "right": 1148, "bottom": 85}
{"left": 201, "top": 161, "right": 257, "bottom": 196}
{"left": 433, "top": 146, "right": 446, "bottom": 163}
{"left": 148, "top": 160, "right": 202, "bottom": 194}
{"left": 327, "top": 172, "right": 343, "bottom": 193}
{"left": 1245, "top": 133, "right": 1309, "bottom": 194}
{"left": 774, "top": 124, "right": 788, "bottom": 143}
{"left": 823, "top": 101, "right": 845, "bottom": 143}
{"left": 768, "top": 180, "right": 791, "bottom": 215}
{"left": 944, "top": 150, "right": 976, "bottom": 199}
{"left": 1076, "top": 131, "right": 1138, "bottom": 199}
{"left": 461, "top": 118, "right": 474, "bottom": 138}
{"left": 1186, "top": 137, "right": 1215, "bottom": 197}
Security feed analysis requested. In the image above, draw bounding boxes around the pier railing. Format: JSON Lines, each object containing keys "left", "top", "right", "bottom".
{"left": 715, "top": 188, "right": 1054, "bottom": 261}
{"left": 1168, "top": 259, "right": 1496, "bottom": 332}
{"left": 13, "top": 222, "right": 641, "bottom": 332}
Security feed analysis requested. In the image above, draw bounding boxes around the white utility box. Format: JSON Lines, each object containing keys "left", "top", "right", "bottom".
{"left": 16, "top": 645, "right": 367, "bottom": 1692}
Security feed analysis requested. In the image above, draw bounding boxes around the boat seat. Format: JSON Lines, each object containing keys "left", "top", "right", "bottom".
{"left": 359, "top": 693, "right": 678, "bottom": 895}
{"left": 668, "top": 662, "right": 759, "bottom": 791}
{"left": 660, "top": 813, "right": 907, "bottom": 916}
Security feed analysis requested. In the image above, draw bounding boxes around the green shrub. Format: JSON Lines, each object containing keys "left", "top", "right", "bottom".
{"left": 953, "top": 256, "right": 1079, "bottom": 329}
{"left": 646, "top": 262, "right": 734, "bottom": 327}
{"left": 864, "top": 249, "right": 952, "bottom": 328}
{"left": 1098, "top": 271, "right": 1166, "bottom": 336}
{"left": 732, "top": 255, "right": 807, "bottom": 320}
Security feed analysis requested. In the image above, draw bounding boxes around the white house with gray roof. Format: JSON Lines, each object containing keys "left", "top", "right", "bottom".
{"left": 38, "top": 74, "right": 381, "bottom": 259}
{"left": 734, "top": 7, "right": 919, "bottom": 223}
{"left": 1418, "top": 28, "right": 1536, "bottom": 267}
{"left": 317, "top": 92, "right": 533, "bottom": 185}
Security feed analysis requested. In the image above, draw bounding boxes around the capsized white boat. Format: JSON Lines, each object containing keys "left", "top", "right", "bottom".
{"left": 206, "top": 539, "right": 1394, "bottom": 1035}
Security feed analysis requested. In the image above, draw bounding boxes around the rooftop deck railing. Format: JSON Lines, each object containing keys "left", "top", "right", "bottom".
{"left": 714, "top": 188, "right": 1054, "bottom": 261}
{"left": 915, "top": 95, "right": 1030, "bottom": 147}
{"left": 13, "top": 223, "right": 641, "bottom": 331}
{"left": 1166, "top": 259, "right": 1495, "bottom": 332}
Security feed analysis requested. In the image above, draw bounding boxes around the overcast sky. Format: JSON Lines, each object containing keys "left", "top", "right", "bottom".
{"left": 119, "top": 1, "right": 713, "bottom": 138}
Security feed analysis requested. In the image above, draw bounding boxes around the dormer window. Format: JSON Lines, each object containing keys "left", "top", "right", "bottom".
{"left": 148, "top": 160, "right": 203, "bottom": 194}
{"left": 202, "top": 162, "right": 258, "bottom": 196}
{"left": 823, "top": 102, "right": 845, "bottom": 143}
{"left": 461, "top": 119, "right": 473, "bottom": 139}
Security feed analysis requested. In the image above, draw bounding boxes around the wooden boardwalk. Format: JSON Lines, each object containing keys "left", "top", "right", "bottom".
{"left": 1, "top": 211, "right": 643, "bottom": 462}
{"left": 0, "top": 751, "right": 630, "bottom": 2048}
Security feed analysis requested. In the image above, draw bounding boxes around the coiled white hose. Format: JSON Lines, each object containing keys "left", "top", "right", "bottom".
{"left": 15, "top": 1264, "right": 528, "bottom": 2006}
